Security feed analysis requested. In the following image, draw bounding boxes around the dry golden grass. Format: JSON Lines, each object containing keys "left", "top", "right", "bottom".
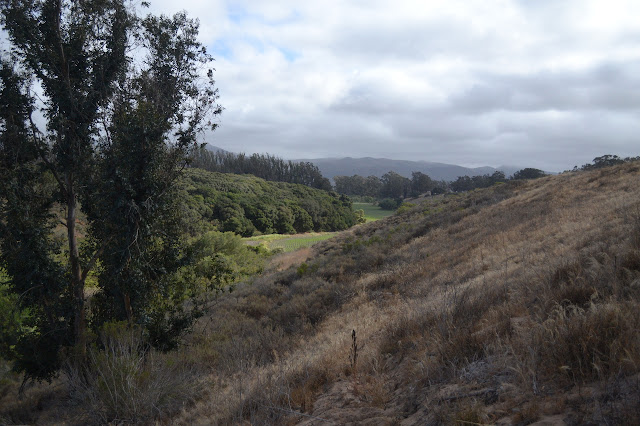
{"left": 267, "top": 246, "right": 312, "bottom": 272}
{"left": 173, "top": 162, "right": 640, "bottom": 425}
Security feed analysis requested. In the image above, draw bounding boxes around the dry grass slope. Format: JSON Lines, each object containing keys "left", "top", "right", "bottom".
{"left": 172, "top": 162, "right": 640, "bottom": 425}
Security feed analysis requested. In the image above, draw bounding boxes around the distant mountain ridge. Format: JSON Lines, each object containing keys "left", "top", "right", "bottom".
{"left": 294, "top": 156, "right": 521, "bottom": 181}
{"left": 204, "top": 144, "right": 229, "bottom": 153}
{"left": 204, "top": 146, "right": 521, "bottom": 181}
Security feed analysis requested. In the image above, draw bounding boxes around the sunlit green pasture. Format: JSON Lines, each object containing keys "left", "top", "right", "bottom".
{"left": 244, "top": 232, "right": 337, "bottom": 253}
{"left": 353, "top": 202, "right": 394, "bottom": 222}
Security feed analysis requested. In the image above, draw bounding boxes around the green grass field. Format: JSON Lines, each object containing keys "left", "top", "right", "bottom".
{"left": 353, "top": 202, "right": 395, "bottom": 222}
{"left": 243, "top": 204, "right": 392, "bottom": 253}
{"left": 244, "top": 232, "right": 337, "bottom": 253}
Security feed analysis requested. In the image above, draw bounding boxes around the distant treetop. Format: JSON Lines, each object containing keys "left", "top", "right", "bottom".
{"left": 577, "top": 154, "right": 639, "bottom": 171}
{"left": 191, "top": 147, "right": 332, "bottom": 191}
{"left": 512, "top": 168, "right": 546, "bottom": 180}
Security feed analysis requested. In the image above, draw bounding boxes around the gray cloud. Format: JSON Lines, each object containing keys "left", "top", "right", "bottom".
{"left": 450, "top": 62, "right": 640, "bottom": 114}
{"left": 146, "top": 0, "right": 640, "bottom": 172}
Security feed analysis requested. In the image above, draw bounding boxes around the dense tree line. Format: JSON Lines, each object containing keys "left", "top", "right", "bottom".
{"left": 334, "top": 171, "right": 446, "bottom": 199}
{"left": 577, "top": 154, "right": 640, "bottom": 171}
{"left": 180, "top": 168, "right": 358, "bottom": 237}
{"left": 191, "top": 148, "right": 332, "bottom": 191}
{"left": 512, "top": 168, "right": 546, "bottom": 180}
{"left": 450, "top": 171, "right": 507, "bottom": 192}
{"left": 333, "top": 154, "right": 640, "bottom": 203}
{"left": 334, "top": 167, "right": 554, "bottom": 201}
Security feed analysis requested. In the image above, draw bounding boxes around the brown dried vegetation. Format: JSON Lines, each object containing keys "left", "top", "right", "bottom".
{"left": 2, "top": 162, "right": 640, "bottom": 424}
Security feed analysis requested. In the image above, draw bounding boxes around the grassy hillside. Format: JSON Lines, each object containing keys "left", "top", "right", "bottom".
{"left": 2, "top": 162, "right": 639, "bottom": 424}
{"left": 177, "top": 161, "right": 640, "bottom": 424}
{"left": 179, "top": 168, "right": 357, "bottom": 236}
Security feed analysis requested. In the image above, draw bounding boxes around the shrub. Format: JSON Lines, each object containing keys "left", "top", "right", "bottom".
{"left": 533, "top": 303, "right": 640, "bottom": 383}
{"left": 0, "top": 272, "right": 22, "bottom": 358}
{"left": 396, "top": 202, "right": 415, "bottom": 214}
{"left": 378, "top": 198, "right": 400, "bottom": 210}
{"left": 66, "top": 322, "right": 202, "bottom": 424}
{"left": 512, "top": 168, "right": 546, "bottom": 180}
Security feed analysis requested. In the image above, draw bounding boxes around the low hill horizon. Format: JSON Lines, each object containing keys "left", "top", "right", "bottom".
{"left": 206, "top": 144, "right": 523, "bottom": 181}
{"left": 296, "top": 156, "right": 522, "bottom": 181}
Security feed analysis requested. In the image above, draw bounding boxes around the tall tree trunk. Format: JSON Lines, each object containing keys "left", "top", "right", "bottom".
{"left": 66, "top": 175, "right": 86, "bottom": 354}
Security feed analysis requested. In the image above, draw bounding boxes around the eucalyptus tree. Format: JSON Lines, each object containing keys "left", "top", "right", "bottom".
{"left": 0, "top": 0, "right": 221, "bottom": 380}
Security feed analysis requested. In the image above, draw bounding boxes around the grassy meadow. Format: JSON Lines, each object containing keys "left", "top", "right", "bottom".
{"left": 242, "top": 202, "right": 395, "bottom": 254}
{"left": 244, "top": 232, "right": 337, "bottom": 252}
{"left": 352, "top": 202, "right": 395, "bottom": 222}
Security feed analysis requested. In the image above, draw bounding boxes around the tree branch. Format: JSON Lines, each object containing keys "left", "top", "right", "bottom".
{"left": 81, "top": 236, "right": 113, "bottom": 282}
{"left": 28, "top": 113, "right": 67, "bottom": 194}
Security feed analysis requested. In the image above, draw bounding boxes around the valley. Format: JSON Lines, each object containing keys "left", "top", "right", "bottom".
{"left": 3, "top": 161, "right": 639, "bottom": 424}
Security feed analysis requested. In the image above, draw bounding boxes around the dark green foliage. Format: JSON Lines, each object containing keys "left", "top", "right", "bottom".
{"left": 364, "top": 175, "right": 384, "bottom": 197}
{"left": 569, "top": 154, "right": 639, "bottom": 172}
{"left": 216, "top": 197, "right": 256, "bottom": 236}
{"left": 512, "top": 168, "right": 546, "bottom": 180}
{"left": 450, "top": 175, "right": 474, "bottom": 192}
{"left": 81, "top": 11, "right": 222, "bottom": 350}
{"left": 334, "top": 172, "right": 443, "bottom": 199}
{"left": 191, "top": 148, "right": 332, "bottom": 190}
{"left": 431, "top": 185, "right": 448, "bottom": 195}
{"left": 0, "top": 61, "right": 72, "bottom": 381}
{"left": 354, "top": 209, "right": 366, "bottom": 224}
{"left": 179, "top": 168, "right": 358, "bottom": 236}
{"left": 380, "top": 171, "right": 411, "bottom": 198}
{"left": 0, "top": 0, "right": 221, "bottom": 379}
{"left": 334, "top": 174, "right": 382, "bottom": 197}
{"left": 275, "top": 206, "right": 296, "bottom": 234}
{"left": 451, "top": 171, "right": 505, "bottom": 192}
{"left": 581, "top": 155, "right": 625, "bottom": 170}
{"left": 0, "top": 271, "right": 19, "bottom": 355}
{"left": 152, "top": 231, "right": 269, "bottom": 349}
{"left": 292, "top": 206, "right": 315, "bottom": 232}
{"left": 335, "top": 173, "right": 401, "bottom": 199}
{"left": 410, "top": 171, "right": 435, "bottom": 196}
{"left": 0, "top": 0, "right": 138, "bottom": 378}
{"left": 378, "top": 198, "right": 401, "bottom": 210}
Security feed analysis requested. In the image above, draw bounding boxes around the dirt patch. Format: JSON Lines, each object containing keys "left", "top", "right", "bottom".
{"left": 269, "top": 247, "right": 312, "bottom": 271}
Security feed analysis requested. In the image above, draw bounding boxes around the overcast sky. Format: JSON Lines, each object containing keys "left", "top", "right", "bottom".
{"left": 148, "top": 0, "right": 639, "bottom": 171}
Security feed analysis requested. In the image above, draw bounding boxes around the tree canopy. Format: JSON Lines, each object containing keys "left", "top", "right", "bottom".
{"left": 0, "top": 0, "right": 221, "bottom": 380}
{"left": 192, "top": 148, "right": 332, "bottom": 191}
{"left": 450, "top": 171, "right": 506, "bottom": 192}
{"left": 180, "top": 168, "right": 357, "bottom": 237}
{"left": 512, "top": 168, "right": 546, "bottom": 180}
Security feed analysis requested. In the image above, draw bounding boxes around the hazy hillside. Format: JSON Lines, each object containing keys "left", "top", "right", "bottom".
{"left": 205, "top": 145, "right": 521, "bottom": 181}
{"left": 296, "top": 156, "right": 521, "bottom": 181}
{"left": 203, "top": 143, "right": 229, "bottom": 153}
{"left": 176, "top": 161, "right": 640, "bottom": 424}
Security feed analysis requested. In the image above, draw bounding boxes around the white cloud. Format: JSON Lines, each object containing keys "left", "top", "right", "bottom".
{"left": 146, "top": 0, "right": 640, "bottom": 171}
